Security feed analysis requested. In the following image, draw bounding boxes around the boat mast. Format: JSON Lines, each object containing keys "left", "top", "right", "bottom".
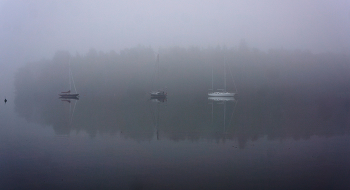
{"left": 69, "top": 58, "right": 78, "bottom": 94}
{"left": 71, "top": 70, "right": 78, "bottom": 94}
{"left": 224, "top": 56, "right": 226, "bottom": 92}
{"left": 157, "top": 54, "right": 159, "bottom": 81}
{"left": 211, "top": 67, "right": 213, "bottom": 91}
{"left": 69, "top": 59, "right": 71, "bottom": 91}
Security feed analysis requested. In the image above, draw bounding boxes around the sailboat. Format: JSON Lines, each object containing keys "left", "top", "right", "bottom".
{"left": 150, "top": 54, "right": 167, "bottom": 98}
{"left": 208, "top": 56, "right": 236, "bottom": 98}
{"left": 59, "top": 59, "right": 79, "bottom": 99}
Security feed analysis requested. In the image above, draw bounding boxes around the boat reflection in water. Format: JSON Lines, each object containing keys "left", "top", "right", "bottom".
{"left": 208, "top": 96, "right": 235, "bottom": 102}
{"left": 150, "top": 95, "right": 167, "bottom": 140}
{"left": 59, "top": 96, "right": 79, "bottom": 101}
{"left": 150, "top": 96, "right": 167, "bottom": 103}
{"left": 209, "top": 96, "right": 237, "bottom": 135}
{"left": 58, "top": 96, "right": 79, "bottom": 134}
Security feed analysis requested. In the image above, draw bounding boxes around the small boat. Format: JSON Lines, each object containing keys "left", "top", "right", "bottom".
{"left": 59, "top": 93, "right": 79, "bottom": 99}
{"left": 208, "top": 92, "right": 235, "bottom": 97}
{"left": 59, "top": 59, "right": 79, "bottom": 98}
{"left": 150, "top": 54, "right": 167, "bottom": 98}
{"left": 59, "top": 94, "right": 79, "bottom": 98}
{"left": 150, "top": 90, "right": 167, "bottom": 98}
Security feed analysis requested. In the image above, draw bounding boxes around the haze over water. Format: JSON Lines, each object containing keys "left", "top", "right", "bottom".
{"left": 1, "top": 1, "right": 350, "bottom": 189}
{"left": 0, "top": 47, "right": 348, "bottom": 189}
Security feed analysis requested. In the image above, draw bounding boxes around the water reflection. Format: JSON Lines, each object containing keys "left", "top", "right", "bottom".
{"left": 13, "top": 85, "right": 350, "bottom": 146}
{"left": 150, "top": 96, "right": 167, "bottom": 103}
{"left": 54, "top": 97, "right": 79, "bottom": 135}
{"left": 59, "top": 97, "right": 79, "bottom": 127}
{"left": 7, "top": 49, "right": 350, "bottom": 189}
{"left": 208, "top": 96, "right": 235, "bottom": 102}
{"left": 149, "top": 97, "right": 167, "bottom": 140}
{"left": 208, "top": 96, "right": 236, "bottom": 131}
{"left": 59, "top": 96, "right": 79, "bottom": 101}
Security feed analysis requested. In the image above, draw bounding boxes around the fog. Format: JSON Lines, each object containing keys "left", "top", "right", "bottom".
{"left": 2, "top": 2, "right": 350, "bottom": 188}
{"left": 1, "top": 0, "right": 350, "bottom": 62}
{"left": 12, "top": 47, "right": 350, "bottom": 146}
{"left": 0, "top": 1, "right": 348, "bottom": 102}
{"left": 0, "top": 0, "right": 349, "bottom": 96}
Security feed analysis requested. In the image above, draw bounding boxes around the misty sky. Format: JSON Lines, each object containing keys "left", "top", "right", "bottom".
{"left": 0, "top": 0, "right": 350, "bottom": 66}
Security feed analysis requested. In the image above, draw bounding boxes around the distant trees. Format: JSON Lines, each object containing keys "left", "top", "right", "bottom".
{"left": 13, "top": 45, "right": 350, "bottom": 144}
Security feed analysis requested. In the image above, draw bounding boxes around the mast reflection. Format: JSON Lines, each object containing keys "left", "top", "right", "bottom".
{"left": 150, "top": 96, "right": 167, "bottom": 140}
{"left": 208, "top": 96, "right": 237, "bottom": 136}
{"left": 58, "top": 97, "right": 79, "bottom": 135}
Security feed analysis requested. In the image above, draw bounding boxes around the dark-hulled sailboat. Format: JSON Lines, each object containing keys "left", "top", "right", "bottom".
{"left": 59, "top": 59, "right": 79, "bottom": 99}
{"left": 150, "top": 54, "right": 167, "bottom": 98}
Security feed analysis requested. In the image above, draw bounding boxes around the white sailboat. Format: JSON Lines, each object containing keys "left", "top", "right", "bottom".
{"left": 59, "top": 59, "right": 79, "bottom": 99}
{"left": 208, "top": 56, "right": 236, "bottom": 98}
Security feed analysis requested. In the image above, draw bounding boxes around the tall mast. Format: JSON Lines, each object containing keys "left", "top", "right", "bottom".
{"left": 69, "top": 58, "right": 78, "bottom": 94}
{"left": 69, "top": 59, "right": 71, "bottom": 91}
{"left": 157, "top": 54, "right": 159, "bottom": 81}
{"left": 224, "top": 56, "right": 226, "bottom": 92}
{"left": 211, "top": 67, "right": 213, "bottom": 91}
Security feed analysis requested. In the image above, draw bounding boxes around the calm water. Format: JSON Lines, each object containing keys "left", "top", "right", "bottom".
{"left": 2, "top": 50, "right": 350, "bottom": 189}
{"left": 1, "top": 89, "right": 350, "bottom": 190}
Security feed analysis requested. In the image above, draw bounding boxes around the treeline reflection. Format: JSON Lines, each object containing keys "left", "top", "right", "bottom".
{"left": 14, "top": 46, "right": 350, "bottom": 147}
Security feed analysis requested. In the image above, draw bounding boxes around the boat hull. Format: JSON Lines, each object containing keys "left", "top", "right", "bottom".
{"left": 150, "top": 91, "right": 167, "bottom": 98}
{"left": 59, "top": 96, "right": 79, "bottom": 100}
{"left": 59, "top": 94, "right": 79, "bottom": 98}
{"left": 208, "top": 96, "right": 235, "bottom": 101}
{"left": 208, "top": 92, "right": 235, "bottom": 97}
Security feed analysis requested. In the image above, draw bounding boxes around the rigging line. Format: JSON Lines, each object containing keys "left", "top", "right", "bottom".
{"left": 228, "top": 100, "right": 238, "bottom": 127}
{"left": 149, "top": 100, "right": 157, "bottom": 128}
{"left": 70, "top": 100, "right": 78, "bottom": 124}
{"left": 229, "top": 65, "right": 238, "bottom": 93}
{"left": 69, "top": 59, "right": 71, "bottom": 91}
{"left": 209, "top": 101, "right": 214, "bottom": 125}
{"left": 152, "top": 66, "right": 157, "bottom": 90}
{"left": 72, "top": 68, "right": 78, "bottom": 93}
{"left": 69, "top": 98, "right": 71, "bottom": 115}
{"left": 224, "top": 56, "right": 226, "bottom": 92}
{"left": 210, "top": 67, "right": 213, "bottom": 91}
{"left": 157, "top": 54, "right": 160, "bottom": 81}
{"left": 156, "top": 103, "right": 160, "bottom": 129}
{"left": 151, "top": 54, "right": 159, "bottom": 90}
{"left": 68, "top": 58, "right": 78, "bottom": 93}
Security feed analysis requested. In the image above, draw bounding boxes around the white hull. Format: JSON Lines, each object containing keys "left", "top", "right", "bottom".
{"left": 208, "top": 96, "right": 235, "bottom": 101}
{"left": 208, "top": 92, "right": 235, "bottom": 97}
{"left": 150, "top": 91, "right": 167, "bottom": 97}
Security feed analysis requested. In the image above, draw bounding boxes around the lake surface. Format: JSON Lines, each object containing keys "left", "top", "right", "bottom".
{"left": 2, "top": 49, "right": 350, "bottom": 189}
{"left": 1, "top": 90, "right": 350, "bottom": 190}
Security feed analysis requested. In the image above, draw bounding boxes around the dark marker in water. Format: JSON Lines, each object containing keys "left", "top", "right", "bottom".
{"left": 4, "top": 98, "right": 7, "bottom": 103}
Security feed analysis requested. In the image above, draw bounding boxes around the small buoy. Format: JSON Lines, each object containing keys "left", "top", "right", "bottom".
{"left": 4, "top": 98, "right": 7, "bottom": 103}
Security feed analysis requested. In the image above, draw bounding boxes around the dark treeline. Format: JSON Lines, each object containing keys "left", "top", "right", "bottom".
{"left": 14, "top": 45, "right": 350, "bottom": 147}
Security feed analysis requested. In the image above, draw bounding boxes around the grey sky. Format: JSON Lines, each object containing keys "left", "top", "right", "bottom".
{"left": 0, "top": 0, "right": 350, "bottom": 64}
